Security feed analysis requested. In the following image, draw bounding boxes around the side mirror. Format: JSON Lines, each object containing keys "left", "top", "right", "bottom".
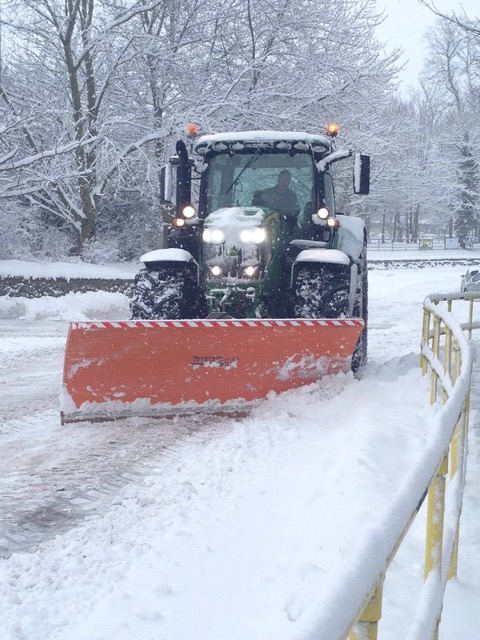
{"left": 175, "top": 140, "right": 192, "bottom": 216}
{"left": 159, "top": 164, "right": 174, "bottom": 204}
{"left": 353, "top": 153, "right": 370, "bottom": 195}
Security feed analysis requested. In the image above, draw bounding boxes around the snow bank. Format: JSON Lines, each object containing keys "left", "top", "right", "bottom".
{"left": 0, "top": 291, "right": 130, "bottom": 322}
{"left": 0, "top": 259, "right": 138, "bottom": 280}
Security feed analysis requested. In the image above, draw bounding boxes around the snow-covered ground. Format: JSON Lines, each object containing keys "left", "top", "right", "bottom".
{"left": 0, "top": 258, "right": 479, "bottom": 639}
{"left": 0, "top": 259, "right": 138, "bottom": 280}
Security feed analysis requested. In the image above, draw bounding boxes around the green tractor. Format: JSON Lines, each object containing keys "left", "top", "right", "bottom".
{"left": 130, "top": 126, "right": 370, "bottom": 369}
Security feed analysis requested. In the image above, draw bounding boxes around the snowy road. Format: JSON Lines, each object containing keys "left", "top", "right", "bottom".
{"left": 1, "top": 321, "right": 65, "bottom": 422}
{"left": 0, "top": 265, "right": 479, "bottom": 639}
{"left": 1, "top": 316, "right": 225, "bottom": 558}
{"left": 0, "top": 271, "right": 423, "bottom": 560}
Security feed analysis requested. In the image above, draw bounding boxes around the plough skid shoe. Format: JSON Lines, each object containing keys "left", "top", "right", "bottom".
{"left": 61, "top": 318, "right": 364, "bottom": 423}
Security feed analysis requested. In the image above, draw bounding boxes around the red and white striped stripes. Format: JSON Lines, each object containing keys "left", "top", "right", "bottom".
{"left": 71, "top": 318, "right": 365, "bottom": 331}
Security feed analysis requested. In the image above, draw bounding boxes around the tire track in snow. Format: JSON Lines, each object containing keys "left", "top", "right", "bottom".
{"left": 0, "top": 407, "right": 224, "bottom": 558}
{"left": 0, "top": 318, "right": 226, "bottom": 558}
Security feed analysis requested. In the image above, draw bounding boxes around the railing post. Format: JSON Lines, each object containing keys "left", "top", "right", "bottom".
{"left": 425, "top": 454, "right": 448, "bottom": 580}
{"left": 349, "top": 580, "right": 384, "bottom": 640}
{"left": 448, "top": 423, "right": 462, "bottom": 582}
{"left": 430, "top": 315, "right": 441, "bottom": 404}
{"left": 468, "top": 298, "right": 474, "bottom": 340}
{"left": 443, "top": 325, "right": 452, "bottom": 403}
{"left": 450, "top": 392, "right": 468, "bottom": 480}
{"left": 448, "top": 388, "right": 470, "bottom": 580}
{"left": 421, "top": 308, "right": 431, "bottom": 376}
{"left": 452, "top": 338, "right": 460, "bottom": 385}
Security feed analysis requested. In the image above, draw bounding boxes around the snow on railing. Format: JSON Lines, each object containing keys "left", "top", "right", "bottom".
{"left": 289, "top": 292, "right": 478, "bottom": 640}
{"left": 409, "top": 293, "right": 477, "bottom": 639}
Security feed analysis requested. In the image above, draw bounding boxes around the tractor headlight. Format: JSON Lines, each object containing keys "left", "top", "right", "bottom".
{"left": 240, "top": 227, "right": 266, "bottom": 243}
{"left": 313, "top": 206, "right": 338, "bottom": 228}
{"left": 243, "top": 265, "right": 257, "bottom": 277}
{"left": 183, "top": 205, "right": 196, "bottom": 219}
{"left": 203, "top": 228, "right": 225, "bottom": 243}
{"left": 210, "top": 265, "right": 222, "bottom": 276}
{"left": 327, "top": 217, "right": 339, "bottom": 228}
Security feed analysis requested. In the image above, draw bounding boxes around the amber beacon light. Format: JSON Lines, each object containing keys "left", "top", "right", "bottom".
{"left": 326, "top": 122, "right": 339, "bottom": 137}
{"left": 186, "top": 123, "right": 198, "bottom": 136}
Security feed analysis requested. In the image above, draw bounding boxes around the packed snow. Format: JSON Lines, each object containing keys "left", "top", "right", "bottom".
{"left": 0, "top": 255, "right": 479, "bottom": 640}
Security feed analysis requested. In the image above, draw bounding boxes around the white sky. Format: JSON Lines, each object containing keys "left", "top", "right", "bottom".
{"left": 375, "top": 0, "right": 480, "bottom": 88}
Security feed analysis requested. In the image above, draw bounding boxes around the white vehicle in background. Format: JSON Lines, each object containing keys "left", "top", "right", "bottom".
{"left": 461, "top": 268, "right": 480, "bottom": 292}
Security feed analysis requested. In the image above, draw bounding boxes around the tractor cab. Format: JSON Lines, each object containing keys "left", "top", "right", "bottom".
{"left": 156, "top": 127, "right": 369, "bottom": 318}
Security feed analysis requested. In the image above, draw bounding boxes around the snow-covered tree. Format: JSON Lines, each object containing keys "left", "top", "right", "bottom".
{"left": 0, "top": 0, "right": 402, "bottom": 259}
{"left": 418, "top": 16, "right": 480, "bottom": 246}
{"left": 0, "top": 0, "right": 174, "bottom": 255}
{"left": 453, "top": 134, "right": 479, "bottom": 247}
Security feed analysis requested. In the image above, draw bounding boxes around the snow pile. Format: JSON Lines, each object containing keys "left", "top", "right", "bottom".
{"left": 0, "top": 291, "right": 130, "bottom": 322}
{"left": 0, "top": 259, "right": 138, "bottom": 280}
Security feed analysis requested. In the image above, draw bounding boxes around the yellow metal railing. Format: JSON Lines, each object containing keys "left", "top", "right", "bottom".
{"left": 291, "top": 292, "right": 478, "bottom": 640}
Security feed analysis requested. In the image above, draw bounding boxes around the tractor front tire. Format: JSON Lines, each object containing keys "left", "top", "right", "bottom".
{"left": 293, "top": 267, "right": 350, "bottom": 319}
{"left": 130, "top": 265, "right": 202, "bottom": 320}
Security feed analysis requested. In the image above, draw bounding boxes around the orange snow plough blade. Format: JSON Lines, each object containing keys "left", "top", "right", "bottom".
{"left": 61, "top": 318, "right": 364, "bottom": 424}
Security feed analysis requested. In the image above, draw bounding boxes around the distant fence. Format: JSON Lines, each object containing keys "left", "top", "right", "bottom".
{"left": 290, "top": 293, "right": 478, "bottom": 640}
{"left": 368, "top": 239, "right": 450, "bottom": 253}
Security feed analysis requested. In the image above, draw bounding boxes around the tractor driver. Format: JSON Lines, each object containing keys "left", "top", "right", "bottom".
{"left": 253, "top": 170, "right": 300, "bottom": 216}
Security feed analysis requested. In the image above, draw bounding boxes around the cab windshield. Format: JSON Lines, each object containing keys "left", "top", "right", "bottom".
{"left": 204, "top": 151, "right": 316, "bottom": 218}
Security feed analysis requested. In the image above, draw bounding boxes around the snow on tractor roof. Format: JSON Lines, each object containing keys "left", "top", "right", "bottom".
{"left": 195, "top": 130, "right": 332, "bottom": 155}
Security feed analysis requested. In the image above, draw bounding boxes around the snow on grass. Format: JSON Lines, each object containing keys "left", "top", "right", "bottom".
{"left": 0, "top": 290, "right": 130, "bottom": 322}
{"left": 0, "top": 259, "right": 138, "bottom": 280}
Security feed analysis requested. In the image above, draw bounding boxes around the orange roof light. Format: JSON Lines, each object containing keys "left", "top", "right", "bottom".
{"left": 186, "top": 123, "right": 198, "bottom": 137}
{"left": 326, "top": 122, "right": 339, "bottom": 137}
